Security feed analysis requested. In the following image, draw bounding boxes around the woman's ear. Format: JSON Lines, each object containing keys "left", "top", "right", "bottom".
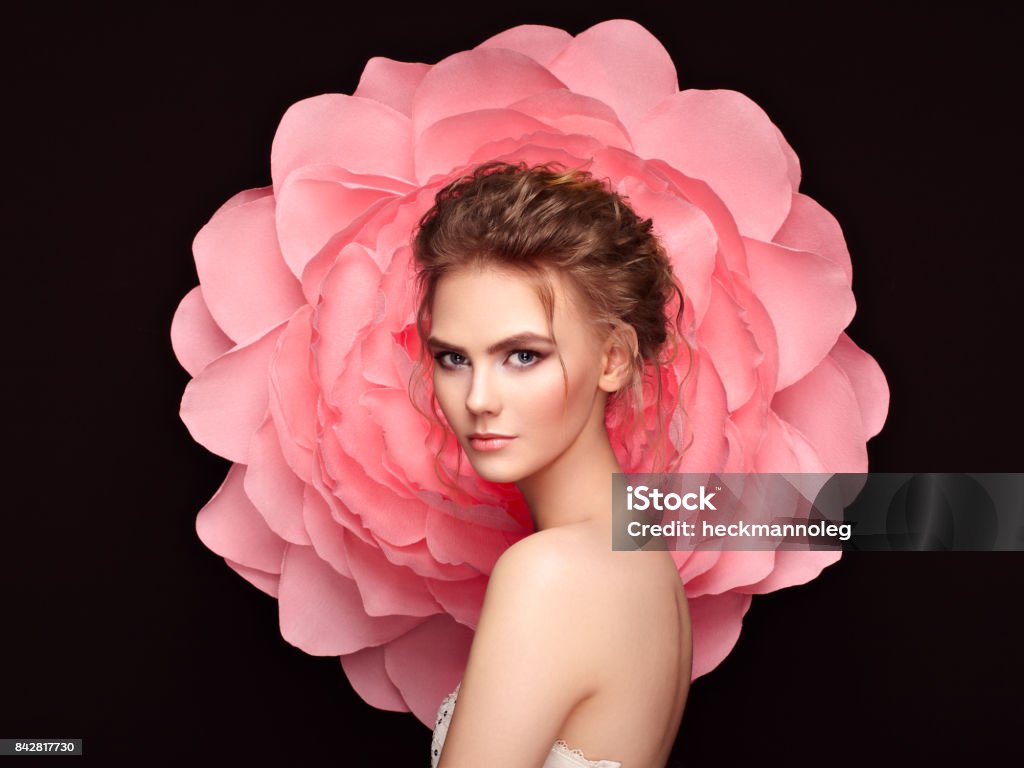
{"left": 598, "top": 324, "right": 637, "bottom": 393}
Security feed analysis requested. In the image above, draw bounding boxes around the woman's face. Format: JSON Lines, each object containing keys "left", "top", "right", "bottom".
{"left": 427, "top": 266, "right": 611, "bottom": 486}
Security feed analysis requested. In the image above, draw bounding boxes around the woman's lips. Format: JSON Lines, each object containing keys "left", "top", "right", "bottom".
{"left": 468, "top": 434, "right": 516, "bottom": 452}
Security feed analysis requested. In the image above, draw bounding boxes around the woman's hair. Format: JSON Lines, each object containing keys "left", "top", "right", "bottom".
{"left": 411, "top": 161, "right": 687, "bottom": 477}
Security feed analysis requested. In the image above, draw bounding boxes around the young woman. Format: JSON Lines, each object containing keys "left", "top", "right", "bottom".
{"left": 414, "top": 162, "right": 692, "bottom": 768}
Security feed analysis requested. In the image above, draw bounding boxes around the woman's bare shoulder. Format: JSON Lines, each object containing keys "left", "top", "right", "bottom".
{"left": 490, "top": 524, "right": 614, "bottom": 592}
{"left": 485, "top": 526, "right": 592, "bottom": 606}
{"left": 452, "top": 525, "right": 609, "bottom": 741}
{"left": 488, "top": 523, "right": 667, "bottom": 621}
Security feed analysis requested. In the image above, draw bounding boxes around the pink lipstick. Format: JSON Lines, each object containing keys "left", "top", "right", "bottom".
{"left": 468, "top": 433, "right": 516, "bottom": 452}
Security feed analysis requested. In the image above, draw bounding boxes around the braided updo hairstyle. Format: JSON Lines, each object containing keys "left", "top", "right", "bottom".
{"left": 412, "top": 161, "right": 686, "bottom": 471}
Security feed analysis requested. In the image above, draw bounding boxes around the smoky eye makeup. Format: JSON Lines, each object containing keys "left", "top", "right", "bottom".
{"left": 432, "top": 350, "right": 468, "bottom": 370}
{"left": 506, "top": 349, "right": 546, "bottom": 368}
{"left": 431, "top": 348, "right": 548, "bottom": 371}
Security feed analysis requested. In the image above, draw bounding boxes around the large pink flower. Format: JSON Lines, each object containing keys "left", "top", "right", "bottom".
{"left": 172, "top": 20, "right": 888, "bottom": 726}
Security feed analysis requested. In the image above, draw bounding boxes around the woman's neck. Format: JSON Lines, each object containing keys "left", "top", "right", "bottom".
{"left": 517, "top": 421, "right": 622, "bottom": 532}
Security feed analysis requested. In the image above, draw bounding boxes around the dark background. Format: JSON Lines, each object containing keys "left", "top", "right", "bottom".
{"left": 4, "top": 2, "right": 1021, "bottom": 765}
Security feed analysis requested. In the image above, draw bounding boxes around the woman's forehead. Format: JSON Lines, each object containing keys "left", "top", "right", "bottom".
{"left": 430, "top": 265, "right": 588, "bottom": 343}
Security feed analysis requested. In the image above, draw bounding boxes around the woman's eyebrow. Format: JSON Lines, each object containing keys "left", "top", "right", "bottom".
{"left": 427, "top": 332, "right": 555, "bottom": 355}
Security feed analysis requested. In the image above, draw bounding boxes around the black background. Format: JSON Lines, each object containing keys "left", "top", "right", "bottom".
{"left": 4, "top": 2, "right": 1022, "bottom": 765}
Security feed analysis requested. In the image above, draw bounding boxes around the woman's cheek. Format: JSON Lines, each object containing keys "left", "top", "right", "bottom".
{"left": 432, "top": 373, "right": 463, "bottom": 431}
{"left": 525, "top": 364, "right": 578, "bottom": 427}
{"left": 528, "top": 367, "right": 561, "bottom": 417}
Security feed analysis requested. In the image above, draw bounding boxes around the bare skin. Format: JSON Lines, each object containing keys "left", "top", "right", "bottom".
{"left": 430, "top": 266, "right": 692, "bottom": 768}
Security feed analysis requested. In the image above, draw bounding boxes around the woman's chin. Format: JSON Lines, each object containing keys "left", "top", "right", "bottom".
{"left": 464, "top": 454, "right": 530, "bottom": 486}
{"left": 468, "top": 464, "right": 524, "bottom": 486}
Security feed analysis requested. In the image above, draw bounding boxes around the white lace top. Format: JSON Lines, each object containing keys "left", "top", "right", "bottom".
{"left": 430, "top": 683, "right": 622, "bottom": 768}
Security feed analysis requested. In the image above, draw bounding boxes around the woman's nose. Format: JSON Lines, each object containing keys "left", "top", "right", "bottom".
{"left": 465, "top": 367, "right": 500, "bottom": 415}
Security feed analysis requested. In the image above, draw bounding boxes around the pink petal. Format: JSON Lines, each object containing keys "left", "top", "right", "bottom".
{"left": 618, "top": 175, "right": 718, "bottom": 326}
{"left": 196, "top": 463, "right": 286, "bottom": 574}
{"left": 192, "top": 194, "right": 305, "bottom": 344}
{"left": 548, "top": 19, "right": 678, "bottom": 132}
{"left": 358, "top": 318, "right": 416, "bottom": 394}
{"left": 774, "top": 126, "right": 802, "bottom": 192}
{"left": 377, "top": 538, "right": 479, "bottom": 581}
{"left": 721, "top": 419, "right": 747, "bottom": 472}
{"left": 584, "top": 142, "right": 648, "bottom": 180}
{"left": 170, "top": 286, "right": 233, "bottom": 377}
{"left": 729, "top": 395, "right": 769, "bottom": 471}
{"left": 271, "top": 94, "right": 414, "bottom": 190}
{"left": 752, "top": 410, "right": 827, "bottom": 473}
{"left": 709, "top": 278, "right": 779, "bottom": 472}
{"left": 307, "top": 453, "right": 376, "bottom": 548}
{"left": 276, "top": 166, "right": 412, "bottom": 279}
{"left": 773, "top": 192, "right": 852, "bottom": 280}
{"left": 312, "top": 245, "right": 382, "bottom": 389}
{"left": 688, "top": 591, "right": 752, "bottom": 679}
{"left": 476, "top": 24, "right": 574, "bottom": 67}
{"left": 353, "top": 57, "right": 430, "bottom": 116}
{"left": 224, "top": 559, "right": 280, "bottom": 598}
{"left": 299, "top": 198, "right": 398, "bottom": 305}
{"left": 464, "top": 133, "right": 604, "bottom": 173}
{"left": 676, "top": 549, "right": 721, "bottom": 586}
{"left": 340, "top": 646, "right": 409, "bottom": 712}
{"left": 210, "top": 185, "right": 273, "bottom": 215}
{"left": 772, "top": 353, "right": 869, "bottom": 472}
{"left": 828, "top": 333, "right": 890, "bottom": 439}
{"left": 180, "top": 324, "right": 283, "bottom": 463}
{"left": 301, "top": 485, "right": 355, "bottom": 578}
{"left": 634, "top": 90, "right": 793, "bottom": 241}
{"left": 278, "top": 544, "right": 423, "bottom": 655}
{"left": 744, "top": 238, "right": 855, "bottom": 390}
{"left": 244, "top": 414, "right": 311, "bottom": 545}
{"left": 684, "top": 550, "right": 776, "bottom": 597}
{"left": 372, "top": 192, "right": 437, "bottom": 291}
{"left": 676, "top": 348, "right": 730, "bottom": 473}
{"left": 383, "top": 614, "right": 474, "bottom": 727}
{"left": 412, "top": 48, "right": 564, "bottom": 137}
{"left": 362, "top": 387, "right": 438, "bottom": 493}
{"left": 319, "top": 419, "right": 429, "bottom": 547}
{"left": 729, "top": 272, "right": 780, "bottom": 396}
{"left": 344, "top": 531, "right": 442, "bottom": 618}
{"left": 415, "top": 109, "right": 554, "bottom": 184}
{"left": 697, "top": 277, "right": 764, "bottom": 412}
{"left": 330, "top": 349, "right": 423, "bottom": 502}
{"left": 267, "top": 306, "right": 317, "bottom": 483}
{"left": 508, "top": 89, "right": 632, "bottom": 149}
{"left": 744, "top": 550, "right": 840, "bottom": 594}
{"left": 646, "top": 159, "right": 748, "bottom": 275}
{"left": 425, "top": 506, "right": 520, "bottom": 574}
{"left": 425, "top": 575, "right": 488, "bottom": 629}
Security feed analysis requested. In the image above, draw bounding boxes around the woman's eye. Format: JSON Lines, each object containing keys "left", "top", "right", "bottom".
{"left": 508, "top": 350, "right": 541, "bottom": 367}
{"left": 434, "top": 351, "right": 468, "bottom": 369}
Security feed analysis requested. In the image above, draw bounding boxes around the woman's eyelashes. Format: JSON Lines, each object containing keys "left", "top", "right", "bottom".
{"left": 433, "top": 351, "right": 468, "bottom": 369}
{"left": 507, "top": 350, "right": 544, "bottom": 368}
{"left": 433, "top": 349, "right": 545, "bottom": 370}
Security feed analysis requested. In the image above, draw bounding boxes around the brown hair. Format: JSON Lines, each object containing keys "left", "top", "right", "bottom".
{"left": 411, "top": 161, "right": 688, "bottom": 476}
